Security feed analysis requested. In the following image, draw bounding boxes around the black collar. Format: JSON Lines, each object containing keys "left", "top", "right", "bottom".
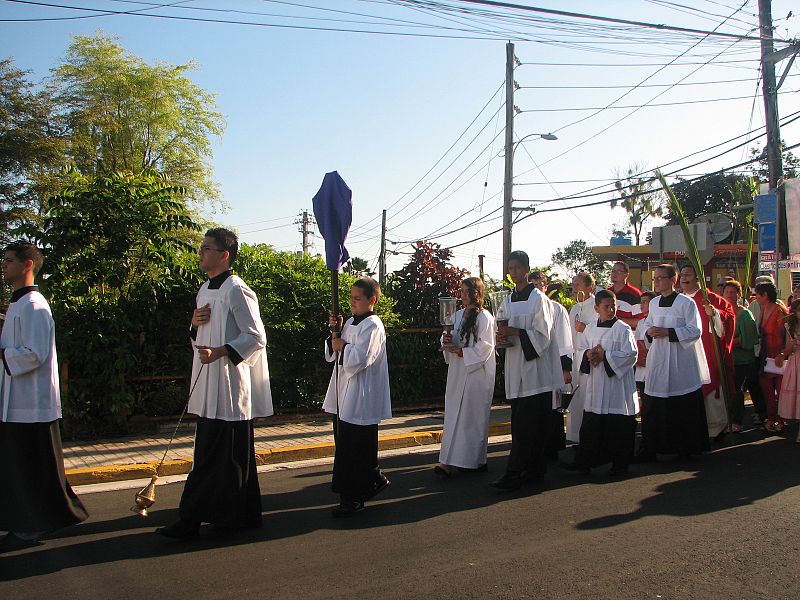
{"left": 597, "top": 317, "right": 617, "bottom": 328}
{"left": 208, "top": 270, "right": 231, "bottom": 290}
{"left": 511, "top": 283, "right": 536, "bottom": 302}
{"left": 659, "top": 291, "right": 679, "bottom": 307}
{"left": 10, "top": 286, "right": 37, "bottom": 303}
{"left": 352, "top": 311, "right": 375, "bottom": 325}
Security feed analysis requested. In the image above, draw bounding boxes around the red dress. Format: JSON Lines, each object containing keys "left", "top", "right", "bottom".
{"left": 759, "top": 303, "right": 788, "bottom": 425}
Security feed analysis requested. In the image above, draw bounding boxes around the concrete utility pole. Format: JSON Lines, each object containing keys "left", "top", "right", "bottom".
{"left": 298, "top": 210, "right": 312, "bottom": 254}
{"left": 478, "top": 254, "right": 485, "bottom": 280}
{"left": 502, "top": 42, "right": 515, "bottom": 274}
{"left": 379, "top": 209, "right": 387, "bottom": 288}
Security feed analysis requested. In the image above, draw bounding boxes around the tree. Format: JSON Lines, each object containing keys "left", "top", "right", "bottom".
{"left": 387, "top": 241, "right": 468, "bottom": 327}
{"left": 748, "top": 141, "right": 800, "bottom": 181}
{"left": 36, "top": 168, "right": 204, "bottom": 435}
{"left": 667, "top": 172, "right": 754, "bottom": 237}
{"left": 551, "top": 239, "right": 610, "bottom": 283}
{"left": 52, "top": 34, "right": 225, "bottom": 207}
{"left": 612, "top": 164, "right": 665, "bottom": 245}
{"left": 344, "top": 256, "right": 373, "bottom": 277}
{"left": 0, "top": 58, "right": 65, "bottom": 247}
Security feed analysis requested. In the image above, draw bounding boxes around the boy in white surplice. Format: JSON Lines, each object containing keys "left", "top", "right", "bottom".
{"left": 325, "top": 278, "right": 391, "bottom": 517}
{"left": 158, "top": 228, "right": 273, "bottom": 539}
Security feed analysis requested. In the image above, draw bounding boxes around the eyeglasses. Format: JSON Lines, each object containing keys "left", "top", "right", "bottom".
{"left": 652, "top": 275, "right": 671, "bottom": 281}
{"left": 198, "top": 246, "right": 224, "bottom": 253}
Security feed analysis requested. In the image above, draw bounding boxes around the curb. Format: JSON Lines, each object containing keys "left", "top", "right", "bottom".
{"left": 65, "top": 422, "right": 512, "bottom": 486}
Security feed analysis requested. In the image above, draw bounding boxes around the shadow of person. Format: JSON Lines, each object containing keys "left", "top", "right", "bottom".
{"left": 576, "top": 436, "right": 800, "bottom": 531}
{"left": 1, "top": 442, "right": 596, "bottom": 580}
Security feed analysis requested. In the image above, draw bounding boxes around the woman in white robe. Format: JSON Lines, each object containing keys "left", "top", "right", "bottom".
{"left": 436, "top": 277, "right": 496, "bottom": 476}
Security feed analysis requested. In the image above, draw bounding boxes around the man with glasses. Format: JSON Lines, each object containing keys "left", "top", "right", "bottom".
{"left": 158, "top": 228, "right": 273, "bottom": 539}
{"left": 637, "top": 264, "right": 710, "bottom": 462}
{"left": 610, "top": 262, "right": 643, "bottom": 330}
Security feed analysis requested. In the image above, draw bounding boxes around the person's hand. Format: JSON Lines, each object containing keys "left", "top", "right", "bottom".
{"left": 442, "top": 333, "right": 453, "bottom": 346}
{"left": 328, "top": 313, "right": 344, "bottom": 332}
{"left": 775, "top": 354, "right": 785, "bottom": 368}
{"left": 647, "top": 326, "right": 669, "bottom": 339}
{"left": 703, "top": 303, "right": 716, "bottom": 317}
{"left": 192, "top": 303, "right": 211, "bottom": 328}
{"left": 497, "top": 324, "right": 520, "bottom": 338}
{"left": 196, "top": 345, "right": 226, "bottom": 364}
{"left": 591, "top": 345, "right": 605, "bottom": 366}
{"left": 563, "top": 371, "right": 572, "bottom": 384}
{"left": 331, "top": 334, "right": 346, "bottom": 353}
{"left": 575, "top": 320, "right": 586, "bottom": 333}
{"left": 445, "top": 345, "right": 462, "bottom": 355}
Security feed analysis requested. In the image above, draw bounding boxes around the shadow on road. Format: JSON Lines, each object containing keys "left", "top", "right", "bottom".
{"left": 577, "top": 434, "right": 800, "bottom": 530}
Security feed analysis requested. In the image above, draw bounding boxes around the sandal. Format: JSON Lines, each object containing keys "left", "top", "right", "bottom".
{"left": 774, "top": 420, "right": 784, "bottom": 433}
{"left": 764, "top": 420, "right": 776, "bottom": 432}
{"left": 434, "top": 464, "right": 452, "bottom": 478}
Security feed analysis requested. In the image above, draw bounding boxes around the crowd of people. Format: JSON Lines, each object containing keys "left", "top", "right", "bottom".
{"left": 2, "top": 235, "right": 800, "bottom": 549}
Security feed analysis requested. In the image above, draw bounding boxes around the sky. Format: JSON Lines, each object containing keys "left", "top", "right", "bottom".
{"left": 2, "top": 0, "right": 800, "bottom": 280}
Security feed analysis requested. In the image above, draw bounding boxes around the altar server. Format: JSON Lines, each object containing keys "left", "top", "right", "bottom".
{"left": 436, "top": 277, "right": 496, "bottom": 477}
{"left": 158, "top": 228, "right": 273, "bottom": 539}
{"left": 325, "top": 277, "right": 391, "bottom": 517}
{"left": 491, "top": 251, "right": 561, "bottom": 491}
{"left": 565, "top": 272, "right": 596, "bottom": 443}
{"left": 637, "top": 264, "right": 710, "bottom": 461}
{"left": 0, "top": 242, "right": 87, "bottom": 550}
{"left": 563, "top": 290, "right": 638, "bottom": 476}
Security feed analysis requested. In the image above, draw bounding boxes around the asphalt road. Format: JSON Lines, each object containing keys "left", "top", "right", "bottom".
{"left": 2, "top": 428, "right": 800, "bottom": 600}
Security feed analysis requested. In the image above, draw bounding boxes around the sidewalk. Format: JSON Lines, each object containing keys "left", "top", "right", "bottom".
{"left": 64, "top": 405, "right": 513, "bottom": 485}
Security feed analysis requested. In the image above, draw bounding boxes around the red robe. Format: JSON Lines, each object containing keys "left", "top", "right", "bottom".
{"left": 686, "top": 288, "right": 735, "bottom": 398}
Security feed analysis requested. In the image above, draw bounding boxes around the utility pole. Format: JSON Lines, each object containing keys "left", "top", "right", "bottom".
{"left": 478, "top": 254, "right": 485, "bottom": 280}
{"left": 379, "top": 209, "right": 387, "bottom": 288}
{"left": 297, "top": 210, "right": 312, "bottom": 254}
{"left": 502, "top": 42, "right": 515, "bottom": 273}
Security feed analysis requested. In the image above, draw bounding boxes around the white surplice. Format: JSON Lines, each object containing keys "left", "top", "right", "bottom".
{"left": 576, "top": 319, "right": 639, "bottom": 416}
{"left": 439, "top": 309, "right": 497, "bottom": 469}
{"left": 190, "top": 275, "right": 273, "bottom": 421}
{"left": 565, "top": 294, "right": 595, "bottom": 441}
{"left": 0, "top": 290, "right": 60, "bottom": 423}
{"left": 323, "top": 314, "right": 392, "bottom": 426}
{"left": 639, "top": 293, "right": 710, "bottom": 398}
{"left": 503, "top": 288, "right": 561, "bottom": 398}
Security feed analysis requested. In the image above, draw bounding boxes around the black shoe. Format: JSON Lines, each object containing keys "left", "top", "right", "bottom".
{"left": 459, "top": 464, "right": 488, "bottom": 473}
{"left": 490, "top": 473, "right": 523, "bottom": 491}
{"left": 559, "top": 461, "right": 590, "bottom": 475}
{"left": 0, "top": 532, "right": 43, "bottom": 553}
{"left": 332, "top": 500, "right": 365, "bottom": 518}
{"left": 632, "top": 451, "right": 657, "bottom": 464}
{"left": 157, "top": 520, "right": 200, "bottom": 540}
{"left": 608, "top": 465, "right": 629, "bottom": 477}
{"left": 367, "top": 474, "right": 390, "bottom": 499}
{"left": 434, "top": 465, "right": 452, "bottom": 478}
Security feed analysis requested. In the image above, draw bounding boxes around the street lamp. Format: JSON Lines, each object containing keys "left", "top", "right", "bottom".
{"left": 502, "top": 132, "right": 558, "bottom": 269}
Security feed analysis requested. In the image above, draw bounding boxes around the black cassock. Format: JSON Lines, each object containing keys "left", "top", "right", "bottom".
{"left": 0, "top": 420, "right": 87, "bottom": 532}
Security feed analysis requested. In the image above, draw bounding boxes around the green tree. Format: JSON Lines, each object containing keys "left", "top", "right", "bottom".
{"left": 551, "top": 239, "right": 610, "bottom": 283}
{"left": 748, "top": 141, "right": 800, "bottom": 181}
{"left": 612, "top": 164, "right": 665, "bottom": 246}
{"left": 667, "top": 172, "right": 753, "bottom": 234}
{"left": 344, "top": 256, "right": 373, "bottom": 277}
{"left": 387, "top": 241, "right": 468, "bottom": 327}
{"left": 0, "top": 58, "right": 65, "bottom": 248}
{"left": 52, "top": 33, "right": 225, "bottom": 207}
{"left": 38, "top": 168, "right": 204, "bottom": 435}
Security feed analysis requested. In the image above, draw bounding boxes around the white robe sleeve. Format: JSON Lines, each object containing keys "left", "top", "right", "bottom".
{"left": 510, "top": 293, "right": 553, "bottom": 357}
{"left": 2, "top": 303, "right": 53, "bottom": 377}
{"left": 341, "top": 319, "right": 385, "bottom": 377}
{"left": 605, "top": 324, "right": 638, "bottom": 378}
{"left": 225, "top": 284, "right": 267, "bottom": 366}
{"left": 462, "top": 311, "right": 495, "bottom": 373}
{"left": 675, "top": 300, "right": 703, "bottom": 348}
{"left": 710, "top": 308, "right": 724, "bottom": 338}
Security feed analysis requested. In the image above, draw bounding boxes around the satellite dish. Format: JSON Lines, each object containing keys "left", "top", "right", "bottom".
{"left": 693, "top": 213, "right": 733, "bottom": 243}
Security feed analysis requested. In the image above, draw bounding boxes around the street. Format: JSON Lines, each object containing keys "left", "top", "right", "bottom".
{"left": 2, "top": 431, "right": 799, "bottom": 600}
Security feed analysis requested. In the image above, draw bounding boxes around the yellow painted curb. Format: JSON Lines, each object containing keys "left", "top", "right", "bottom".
{"left": 66, "top": 421, "right": 513, "bottom": 486}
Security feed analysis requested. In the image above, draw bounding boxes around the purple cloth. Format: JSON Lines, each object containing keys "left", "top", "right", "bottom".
{"left": 312, "top": 171, "right": 352, "bottom": 271}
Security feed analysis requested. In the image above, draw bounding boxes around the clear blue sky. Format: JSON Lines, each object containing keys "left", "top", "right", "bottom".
{"left": 3, "top": 0, "right": 799, "bottom": 278}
